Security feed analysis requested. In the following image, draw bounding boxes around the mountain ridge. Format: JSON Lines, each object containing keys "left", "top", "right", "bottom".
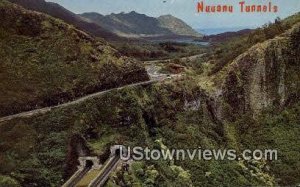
{"left": 80, "top": 11, "right": 202, "bottom": 38}
{"left": 7, "top": 0, "right": 122, "bottom": 41}
{"left": 157, "top": 14, "right": 202, "bottom": 37}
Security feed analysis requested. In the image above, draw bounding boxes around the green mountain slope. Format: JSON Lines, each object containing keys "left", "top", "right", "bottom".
{"left": 158, "top": 14, "right": 202, "bottom": 37}
{"left": 0, "top": 0, "right": 149, "bottom": 117}
{"left": 7, "top": 0, "right": 121, "bottom": 41}
{"left": 0, "top": 1, "right": 299, "bottom": 187}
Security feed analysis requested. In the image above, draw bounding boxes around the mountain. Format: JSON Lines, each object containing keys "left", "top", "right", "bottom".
{"left": 7, "top": 0, "right": 121, "bottom": 41}
{"left": 80, "top": 11, "right": 202, "bottom": 38}
{"left": 214, "top": 22, "right": 300, "bottom": 118}
{"left": 157, "top": 15, "right": 202, "bottom": 37}
{"left": 81, "top": 11, "right": 172, "bottom": 37}
{"left": 203, "top": 29, "right": 253, "bottom": 42}
{"left": 1, "top": 20, "right": 299, "bottom": 186}
{"left": 0, "top": 0, "right": 149, "bottom": 117}
{"left": 0, "top": 1, "right": 299, "bottom": 186}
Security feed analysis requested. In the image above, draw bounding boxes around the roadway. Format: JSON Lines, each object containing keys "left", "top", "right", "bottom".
{"left": 0, "top": 52, "right": 204, "bottom": 123}
{"left": 89, "top": 156, "right": 121, "bottom": 187}
{"left": 0, "top": 80, "right": 158, "bottom": 123}
{"left": 144, "top": 53, "right": 206, "bottom": 64}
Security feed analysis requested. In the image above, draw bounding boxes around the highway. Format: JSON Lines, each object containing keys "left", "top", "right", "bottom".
{"left": 89, "top": 156, "right": 120, "bottom": 187}
{"left": 144, "top": 53, "right": 206, "bottom": 64}
{"left": 0, "top": 80, "right": 158, "bottom": 123}
{"left": 0, "top": 52, "right": 193, "bottom": 123}
{"left": 62, "top": 166, "right": 92, "bottom": 187}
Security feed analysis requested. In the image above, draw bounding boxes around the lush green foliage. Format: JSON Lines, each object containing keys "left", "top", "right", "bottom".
{"left": 210, "top": 13, "right": 300, "bottom": 74}
{"left": 2, "top": 80, "right": 298, "bottom": 186}
{"left": 0, "top": 1, "right": 148, "bottom": 116}
{"left": 113, "top": 41, "right": 207, "bottom": 61}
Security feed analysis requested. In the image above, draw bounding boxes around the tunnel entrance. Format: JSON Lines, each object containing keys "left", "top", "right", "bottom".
{"left": 78, "top": 157, "right": 101, "bottom": 170}
{"left": 85, "top": 160, "right": 94, "bottom": 168}
{"left": 115, "top": 149, "right": 121, "bottom": 156}
{"left": 110, "top": 145, "right": 130, "bottom": 159}
{"left": 110, "top": 145, "right": 128, "bottom": 158}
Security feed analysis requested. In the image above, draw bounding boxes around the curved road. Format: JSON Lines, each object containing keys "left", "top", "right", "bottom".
{"left": 0, "top": 53, "right": 202, "bottom": 123}
{"left": 144, "top": 53, "right": 206, "bottom": 64}
{"left": 0, "top": 80, "right": 158, "bottom": 123}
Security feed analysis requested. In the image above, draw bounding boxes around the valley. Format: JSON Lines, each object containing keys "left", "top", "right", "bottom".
{"left": 0, "top": 0, "right": 299, "bottom": 187}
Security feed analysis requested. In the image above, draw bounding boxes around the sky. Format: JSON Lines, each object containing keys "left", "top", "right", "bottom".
{"left": 47, "top": 0, "right": 300, "bottom": 30}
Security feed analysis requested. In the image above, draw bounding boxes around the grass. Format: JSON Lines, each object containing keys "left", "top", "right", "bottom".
{"left": 89, "top": 134, "right": 120, "bottom": 155}
{"left": 76, "top": 169, "right": 102, "bottom": 187}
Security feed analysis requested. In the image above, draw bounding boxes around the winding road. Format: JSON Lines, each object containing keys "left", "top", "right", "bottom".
{"left": 0, "top": 80, "right": 158, "bottom": 123}
{"left": 0, "top": 53, "right": 204, "bottom": 123}
{"left": 144, "top": 53, "right": 206, "bottom": 64}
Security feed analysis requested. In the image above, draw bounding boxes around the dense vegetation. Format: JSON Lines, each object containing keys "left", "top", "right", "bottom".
{"left": 1, "top": 79, "right": 299, "bottom": 186}
{"left": 210, "top": 13, "right": 300, "bottom": 74}
{"left": 113, "top": 41, "right": 208, "bottom": 61}
{"left": 0, "top": 0, "right": 299, "bottom": 187}
{"left": 0, "top": 0, "right": 148, "bottom": 117}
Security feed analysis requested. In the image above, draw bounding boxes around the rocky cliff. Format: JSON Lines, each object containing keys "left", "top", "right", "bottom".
{"left": 212, "top": 23, "right": 300, "bottom": 120}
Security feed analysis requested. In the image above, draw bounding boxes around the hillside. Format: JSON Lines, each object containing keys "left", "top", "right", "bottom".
{"left": 202, "top": 29, "right": 252, "bottom": 42}
{"left": 80, "top": 11, "right": 202, "bottom": 38}
{"left": 209, "top": 13, "right": 300, "bottom": 74}
{"left": 208, "top": 22, "right": 300, "bottom": 185}
{"left": 0, "top": 0, "right": 149, "bottom": 117}
{"left": 7, "top": 0, "right": 121, "bottom": 41}
{"left": 0, "top": 0, "right": 299, "bottom": 186}
{"left": 158, "top": 15, "right": 202, "bottom": 37}
{"left": 0, "top": 20, "right": 299, "bottom": 186}
{"left": 209, "top": 21, "right": 300, "bottom": 118}
{"left": 1, "top": 21, "right": 299, "bottom": 185}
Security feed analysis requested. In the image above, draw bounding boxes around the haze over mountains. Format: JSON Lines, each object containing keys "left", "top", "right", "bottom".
{"left": 8, "top": 0, "right": 202, "bottom": 40}
{"left": 80, "top": 12, "right": 202, "bottom": 38}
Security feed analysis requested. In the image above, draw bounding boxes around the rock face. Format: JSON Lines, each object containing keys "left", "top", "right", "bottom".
{"left": 65, "top": 135, "right": 91, "bottom": 179}
{"left": 80, "top": 12, "right": 202, "bottom": 38}
{"left": 0, "top": 0, "right": 149, "bottom": 116}
{"left": 216, "top": 23, "right": 300, "bottom": 119}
